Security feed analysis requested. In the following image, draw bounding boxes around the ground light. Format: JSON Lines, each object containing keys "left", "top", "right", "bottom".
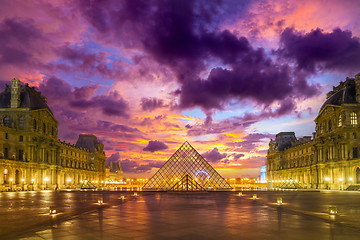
{"left": 133, "top": 192, "right": 138, "bottom": 197}
{"left": 49, "top": 206, "right": 57, "bottom": 215}
{"left": 119, "top": 195, "right": 125, "bottom": 201}
{"left": 238, "top": 192, "right": 242, "bottom": 197}
{"left": 277, "top": 197, "right": 283, "bottom": 205}
{"left": 97, "top": 197, "right": 104, "bottom": 205}
{"left": 329, "top": 206, "right": 337, "bottom": 215}
{"left": 252, "top": 194, "right": 257, "bottom": 200}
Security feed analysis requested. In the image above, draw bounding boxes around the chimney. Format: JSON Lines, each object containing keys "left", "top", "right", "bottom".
{"left": 10, "top": 78, "right": 21, "bottom": 108}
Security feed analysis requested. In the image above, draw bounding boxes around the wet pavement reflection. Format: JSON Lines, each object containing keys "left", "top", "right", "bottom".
{"left": 1, "top": 191, "right": 360, "bottom": 239}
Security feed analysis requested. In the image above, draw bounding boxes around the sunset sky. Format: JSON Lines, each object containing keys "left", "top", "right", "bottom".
{"left": 1, "top": 0, "right": 360, "bottom": 178}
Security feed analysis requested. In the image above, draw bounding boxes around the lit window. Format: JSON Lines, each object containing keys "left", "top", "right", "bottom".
{"left": 351, "top": 112, "right": 357, "bottom": 126}
{"left": 338, "top": 115, "right": 342, "bottom": 127}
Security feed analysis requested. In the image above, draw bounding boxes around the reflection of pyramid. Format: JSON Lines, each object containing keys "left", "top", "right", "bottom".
{"left": 143, "top": 141, "right": 232, "bottom": 191}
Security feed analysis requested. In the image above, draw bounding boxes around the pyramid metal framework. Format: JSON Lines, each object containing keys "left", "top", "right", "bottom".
{"left": 142, "top": 141, "right": 232, "bottom": 191}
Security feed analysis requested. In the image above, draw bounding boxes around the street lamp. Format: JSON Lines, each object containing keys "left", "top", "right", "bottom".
{"left": 31, "top": 179, "right": 35, "bottom": 191}
{"left": 339, "top": 178, "right": 343, "bottom": 190}
{"left": 10, "top": 178, "right": 13, "bottom": 191}
{"left": 21, "top": 179, "right": 24, "bottom": 191}
{"left": 44, "top": 177, "right": 49, "bottom": 190}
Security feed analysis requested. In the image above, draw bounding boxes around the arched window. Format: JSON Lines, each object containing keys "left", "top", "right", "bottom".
{"left": 33, "top": 119, "right": 37, "bottom": 130}
{"left": 43, "top": 123, "right": 46, "bottom": 134}
{"left": 19, "top": 117, "right": 25, "bottom": 129}
{"left": 351, "top": 112, "right": 357, "bottom": 126}
{"left": 338, "top": 115, "right": 342, "bottom": 127}
{"left": 328, "top": 120, "right": 332, "bottom": 131}
{"left": 3, "top": 116, "right": 9, "bottom": 126}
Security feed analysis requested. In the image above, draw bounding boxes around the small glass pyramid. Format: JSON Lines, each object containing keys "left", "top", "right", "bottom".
{"left": 143, "top": 141, "right": 232, "bottom": 191}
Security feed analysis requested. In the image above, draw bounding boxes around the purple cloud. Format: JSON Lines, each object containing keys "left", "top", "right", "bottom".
{"left": 107, "top": 152, "right": 120, "bottom": 163}
{"left": 143, "top": 140, "right": 168, "bottom": 152}
{"left": 277, "top": 27, "right": 360, "bottom": 72}
{"left": 121, "top": 159, "right": 164, "bottom": 173}
{"left": 202, "top": 148, "right": 227, "bottom": 163}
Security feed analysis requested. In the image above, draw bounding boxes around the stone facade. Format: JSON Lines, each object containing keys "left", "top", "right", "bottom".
{"left": 267, "top": 73, "right": 360, "bottom": 190}
{"left": 0, "top": 78, "right": 106, "bottom": 191}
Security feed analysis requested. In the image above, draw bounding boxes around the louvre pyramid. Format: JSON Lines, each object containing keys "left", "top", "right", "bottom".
{"left": 143, "top": 141, "right": 232, "bottom": 191}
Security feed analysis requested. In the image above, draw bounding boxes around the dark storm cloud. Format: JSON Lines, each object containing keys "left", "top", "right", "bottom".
{"left": 202, "top": 148, "right": 227, "bottom": 163}
{"left": 39, "top": 76, "right": 129, "bottom": 117}
{"left": 140, "top": 97, "right": 165, "bottom": 111}
{"left": 77, "top": 0, "right": 320, "bottom": 115}
{"left": 278, "top": 27, "right": 360, "bottom": 72}
{"left": 121, "top": 159, "right": 164, "bottom": 173}
{"left": 143, "top": 140, "right": 168, "bottom": 152}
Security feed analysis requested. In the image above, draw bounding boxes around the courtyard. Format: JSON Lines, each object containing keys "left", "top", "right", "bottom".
{"left": 1, "top": 191, "right": 360, "bottom": 239}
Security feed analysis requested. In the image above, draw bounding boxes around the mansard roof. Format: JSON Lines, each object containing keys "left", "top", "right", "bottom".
{"left": 0, "top": 83, "right": 52, "bottom": 113}
{"left": 319, "top": 78, "right": 357, "bottom": 112}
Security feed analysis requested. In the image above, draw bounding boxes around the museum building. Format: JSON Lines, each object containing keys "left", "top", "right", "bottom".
{"left": 267, "top": 73, "right": 360, "bottom": 190}
{"left": 0, "top": 78, "right": 106, "bottom": 191}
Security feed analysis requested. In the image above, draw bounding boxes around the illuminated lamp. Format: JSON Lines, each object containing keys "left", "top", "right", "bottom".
{"left": 238, "top": 192, "right": 243, "bottom": 197}
{"left": 49, "top": 206, "right": 57, "bottom": 215}
{"left": 277, "top": 197, "right": 283, "bottom": 205}
{"left": 133, "top": 192, "right": 138, "bottom": 197}
{"left": 252, "top": 194, "right": 257, "bottom": 200}
{"left": 329, "top": 206, "right": 337, "bottom": 215}
{"left": 97, "top": 197, "right": 104, "bottom": 205}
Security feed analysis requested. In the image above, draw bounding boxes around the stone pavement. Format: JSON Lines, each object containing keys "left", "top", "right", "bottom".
{"left": 2, "top": 191, "right": 360, "bottom": 239}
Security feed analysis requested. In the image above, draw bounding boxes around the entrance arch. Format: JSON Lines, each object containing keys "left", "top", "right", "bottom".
{"left": 356, "top": 168, "right": 360, "bottom": 184}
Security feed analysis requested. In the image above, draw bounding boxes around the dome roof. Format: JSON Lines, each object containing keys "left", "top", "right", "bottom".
{"left": 319, "top": 78, "right": 357, "bottom": 112}
{"left": 0, "top": 83, "right": 52, "bottom": 113}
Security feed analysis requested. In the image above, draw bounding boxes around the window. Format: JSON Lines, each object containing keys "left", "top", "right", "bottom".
{"left": 338, "top": 115, "right": 342, "bottom": 127}
{"left": 19, "top": 117, "right": 25, "bottom": 129}
{"left": 353, "top": 147, "right": 358, "bottom": 159}
{"left": 5, "top": 133, "right": 8, "bottom": 139}
{"left": 33, "top": 119, "right": 37, "bottom": 130}
{"left": 19, "top": 136, "right": 23, "bottom": 142}
{"left": 328, "top": 120, "right": 332, "bottom": 131}
{"left": 51, "top": 127, "right": 54, "bottom": 136}
{"left": 43, "top": 123, "right": 46, "bottom": 134}
{"left": 351, "top": 112, "right": 357, "bottom": 126}
{"left": 354, "top": 133, "right": 357, "bottom": 139}
{"left": 4, "top": 147, "right": 9, "bottom": 159}
{"left": 3, "top": 116, "right": 9, "bottom": 126}
{"left": 18, "top": 149, "right": 23, "bottom": 161}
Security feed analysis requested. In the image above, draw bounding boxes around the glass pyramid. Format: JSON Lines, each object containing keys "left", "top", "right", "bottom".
{"left": 143, "top": 141, "right": 232, "bottom": 191}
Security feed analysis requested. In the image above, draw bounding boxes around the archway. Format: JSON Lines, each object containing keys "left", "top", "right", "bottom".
{"left": 356, "top": 168, "right": 360, "bottom": 184}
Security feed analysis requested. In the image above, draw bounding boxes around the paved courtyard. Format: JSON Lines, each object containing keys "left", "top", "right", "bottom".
{"left": 1, "top": 191, "right": 360, "bottom": 239}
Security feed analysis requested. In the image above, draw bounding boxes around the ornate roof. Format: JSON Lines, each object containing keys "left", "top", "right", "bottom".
{"left": 319, "top": 78, "right": 357, "bottom": 112}
{"left": 0, "top": 83, "right": 52, "bottom": 113}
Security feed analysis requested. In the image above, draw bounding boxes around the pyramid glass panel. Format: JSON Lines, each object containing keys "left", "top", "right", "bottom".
{"left": 143, "top": 141, "right": 232, "bottom": 191}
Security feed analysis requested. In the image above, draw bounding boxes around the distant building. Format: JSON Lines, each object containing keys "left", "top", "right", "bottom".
{"left": 260, "top": 165, "right": 266, "bottom": 183}
{"left": 0, "top": 78, "right": 106, "bottom": 191}
{"left": 106, "top": 161, "right": 123, "bottom": 182}
{"left": 267, "top": 73, "right": 360, "bottom": 190}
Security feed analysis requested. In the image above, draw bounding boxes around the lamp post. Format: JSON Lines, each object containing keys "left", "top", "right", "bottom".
{"left": 21, "top": 178, "right": 24, "bottom": 191}
{"left": 67, "top": 178, "right": 71, "bottom": 189}
{"left": 31, "top": 179, "right": 35, "bottom": 191}
{"left": 339, "top": 178, "right": 343, "bottom": 190}
{"left": 324, "top": 177, "right": 330, "bottom": 190}
{"left": 44, "top": 177, "right": 49, "bottom": 190}
{"left": 10, "top": 178, "right": 13, "bottom": 191}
